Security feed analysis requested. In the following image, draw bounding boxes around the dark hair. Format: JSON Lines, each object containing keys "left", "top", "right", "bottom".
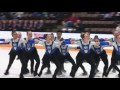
{"left": 81, "top": 33, "right": 85, "bottom": 39}
{"left": 57, "top": 30, "right": 62, "bottom": 33}
{"left": 12, "top": 31, "right": 17, "bottom": 36}
{"left": 51, "top": 33, "right": 54, "bottom": 35}
{"left": 81, "top": 31, "right": 90, "bottom": 35}
{"left": 85, "top": 31, "right": 90, "bottom": 35}
{"left": 94, "top": 35, "right": 99, "bottom": 38}
{"left": 27, "top": 31, "right": 32, "bottom": 35}
{"left": 94, "top": 35, "right": 99, "bottom": 40}
{"left": 81, "top": 32, "right": 91, "bottom": 39}
{"left": 44, "top": 34, "right": 48, "bottom": 39}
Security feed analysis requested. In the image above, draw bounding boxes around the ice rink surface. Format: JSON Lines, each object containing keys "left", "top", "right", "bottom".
{"left": 0, "top": 48, "right": 120, "bottom": 78}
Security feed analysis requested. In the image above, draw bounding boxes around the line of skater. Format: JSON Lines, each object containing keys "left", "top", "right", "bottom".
{"left": 2, "top": 30, "right": 120, "bottom": 78}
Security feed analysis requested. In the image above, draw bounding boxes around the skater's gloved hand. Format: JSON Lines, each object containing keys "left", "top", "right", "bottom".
{"left": 108, "top": 41, "right": 112, "bottom": 46}
{"left": 105, "top": 38, "right": 109, "bottom": 41}
{"left": 70, "top": 39, "right": 75, "bottom": 44}
{"left": 60, "top": 38, "right": 64, "bottom": 41}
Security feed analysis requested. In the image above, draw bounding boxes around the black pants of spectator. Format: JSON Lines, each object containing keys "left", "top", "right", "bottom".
{"left": 5, "top": 50, "right": 26, "bottom": 78}
{"left": 105, "top": 51, "right": 120, "bottom": 77}
{"left": 57, "top": 53, "right": 76, "bottom": 75}
{"left": 38, "top": 53, "right": 61, "bottom": 78}
{"left": 24, "top": 48, "right": 40, "bottom": 76}
{"left": 71, "top": 51, "right": 96, "bottom": 78}
{"left": 93, "top": 50, "right": 108, "bottom": 77}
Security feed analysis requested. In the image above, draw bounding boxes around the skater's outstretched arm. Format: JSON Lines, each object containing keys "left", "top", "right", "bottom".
{"left": 4, "top": 39, "right": 12, "bottom": 44}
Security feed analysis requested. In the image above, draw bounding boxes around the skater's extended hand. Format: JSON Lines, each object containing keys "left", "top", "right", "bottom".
{"left": 108, "top": 41, "right": 112, "bottom": 46}
{"left": 70, "top": 39, "right": 75, "bottom": 44}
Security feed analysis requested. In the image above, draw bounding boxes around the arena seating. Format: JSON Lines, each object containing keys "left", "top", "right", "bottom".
{"left": 76, "top": 12, "right": 119, "bottom": 34}
{"left": 0, "top": 12, "right": 120, "bottom": 34}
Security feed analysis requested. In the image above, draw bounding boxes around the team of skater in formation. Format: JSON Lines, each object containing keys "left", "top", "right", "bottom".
{"left": 2, "top": 30, "right": 120, "bottom": 78}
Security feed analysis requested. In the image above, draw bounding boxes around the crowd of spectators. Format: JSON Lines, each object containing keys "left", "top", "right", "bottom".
{"left": 61, "top": 13, "right": 85, "bottom": 33}
{"left": 0, "top": 12, "right": 71, "bottom": 20}
{"left": 0, "top": 12, "right": 71, "bottom": 31}
{"left": 0, "top": 12, "right": 120, "bottom": 33}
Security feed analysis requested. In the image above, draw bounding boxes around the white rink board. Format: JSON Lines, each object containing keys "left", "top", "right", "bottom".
{"left": 0, "top": 31, "right": 114, "bottom": 39}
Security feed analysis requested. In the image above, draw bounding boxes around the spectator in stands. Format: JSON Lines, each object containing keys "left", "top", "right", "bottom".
{"left": 32, "top": 12, "right": 39, "bottom": 17}
{"left": 42, "top": 12, "right": 49, "bottom": 19}
{"left": 49, "top": 12, "right": 56, "bottom": 19}
{"left": 74, "top": 20, "right": 85, "bottom": 33}
{"left": 0, "top": 13, "right": 7, "bottom": 20}
{"left": 62, "top": 13, "right": 79, "bottom": 28}
{"left": 32, "top": 12, "right": 40, "bottom": 19}
{"left": 16, "top": 12, "right": 24, "bottom": 19}
{"left": 104, "top": 12, "right": 116, "bottom": 19}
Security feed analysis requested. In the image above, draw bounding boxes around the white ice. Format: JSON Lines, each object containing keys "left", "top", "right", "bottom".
{"left": 0, "top": 48, "right": 120, "bottom": 78}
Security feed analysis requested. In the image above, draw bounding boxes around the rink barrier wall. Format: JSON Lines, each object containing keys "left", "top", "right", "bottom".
{"left": 0, "top": 31, "right": 114, "bottom": 39}
{"left": 0, "top": 44, "right": 113, "bottom": 55}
